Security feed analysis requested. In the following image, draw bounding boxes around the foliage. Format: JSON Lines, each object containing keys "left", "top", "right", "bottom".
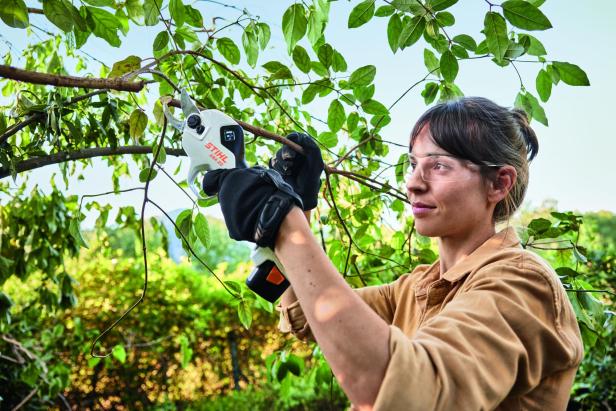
{"left": 1, "top": 228, "right": 286, "bottom": 409}
{"left": 0, "top": 0, "right": 609, "bottom": 409}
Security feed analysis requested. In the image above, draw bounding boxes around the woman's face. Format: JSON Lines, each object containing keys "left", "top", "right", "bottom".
{"left": 405, "top": 126, "right": 493, "bottom": 239}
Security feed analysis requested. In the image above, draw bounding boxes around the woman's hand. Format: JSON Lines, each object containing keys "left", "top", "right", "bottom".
{"left": 202, "top": 166, "right": 302, "bottom": 248}
{"left": 270, "top": 132, "right": 324, "bottom": 210}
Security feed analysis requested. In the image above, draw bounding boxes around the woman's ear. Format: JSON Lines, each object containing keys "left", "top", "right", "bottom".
{"left": 487, "top": 165, "right": 517, "bottom": 204}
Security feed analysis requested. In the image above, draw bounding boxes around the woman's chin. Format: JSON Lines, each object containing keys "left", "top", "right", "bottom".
{"left": 413, "top": 221, "right": 441, "bottom": 238}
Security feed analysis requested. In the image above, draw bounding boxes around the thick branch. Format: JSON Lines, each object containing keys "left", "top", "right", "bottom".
{"left": 0, "top": 65, "right": 145, "bottom": 92}
{"left": 0, "top": 146, "right": 185, "bottom": 179}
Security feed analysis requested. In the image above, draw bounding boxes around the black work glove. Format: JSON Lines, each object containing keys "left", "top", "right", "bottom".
{"left": 203, "top": 166, "right": 303, "bottom": 248}
{"left": 269, "top": 132, "right": 324, "bottom": 210}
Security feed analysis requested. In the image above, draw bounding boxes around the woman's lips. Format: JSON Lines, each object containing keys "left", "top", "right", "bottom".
{"left": 412, "top": 202, "right": 436, "bottom": 217}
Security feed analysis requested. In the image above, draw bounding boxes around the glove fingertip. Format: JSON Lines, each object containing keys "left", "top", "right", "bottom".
{"left": 202, "top": 169, "right": 228, "bottom": 196}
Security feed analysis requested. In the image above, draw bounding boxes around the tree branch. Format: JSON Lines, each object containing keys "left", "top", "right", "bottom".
{"left": 0, "top": 65, "right": 145, "bottom": 92}
{"left": 0, "top": 146, "right": 185, "bottom": 179}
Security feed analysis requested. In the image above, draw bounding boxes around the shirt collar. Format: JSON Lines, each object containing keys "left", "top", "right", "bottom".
{"left": 441, "top": 226, "right": 521, "bottom": 283}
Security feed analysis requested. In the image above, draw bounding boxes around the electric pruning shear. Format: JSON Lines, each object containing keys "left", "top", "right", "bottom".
{"left": 163, "top": 90, "right": 290, "bottom": 303}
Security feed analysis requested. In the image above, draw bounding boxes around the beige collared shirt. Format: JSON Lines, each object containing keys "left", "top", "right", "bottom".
{"left": 277, "top": 227, "right": 583, "bottom": 410}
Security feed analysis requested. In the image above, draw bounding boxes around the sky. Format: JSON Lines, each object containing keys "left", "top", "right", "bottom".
{"left": 1, "top": 0, "right": 615, "bottom": 226}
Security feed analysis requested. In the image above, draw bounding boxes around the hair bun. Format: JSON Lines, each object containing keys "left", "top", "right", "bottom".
{"left": 511, "top": 108, "right": 539, "bottom": 161}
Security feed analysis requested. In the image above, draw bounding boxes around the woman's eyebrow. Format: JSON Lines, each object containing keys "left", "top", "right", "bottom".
{"left": 408, "top": 151, "right": 450, "bottom": 159}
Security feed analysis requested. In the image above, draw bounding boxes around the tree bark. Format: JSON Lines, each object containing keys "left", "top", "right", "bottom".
{"left": 0, "top": 65, "right": 145, "bottom": 92}
{"left": 0, "top": 146, "right": 185, "bottom": 179}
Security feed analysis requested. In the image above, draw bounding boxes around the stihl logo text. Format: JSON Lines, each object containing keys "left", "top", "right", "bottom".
{"left": 205, "top": 142, "right": 228, "bottom": 166}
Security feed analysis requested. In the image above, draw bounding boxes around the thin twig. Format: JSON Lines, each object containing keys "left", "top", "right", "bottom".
{"left": 11, "top": 388, "right": 37, "bottom": 411}
{"left": 325, "top": 171, "right": 353, "bottom": 276}
{"left": 90, "top": 119, "right": 170, "bottom": 358}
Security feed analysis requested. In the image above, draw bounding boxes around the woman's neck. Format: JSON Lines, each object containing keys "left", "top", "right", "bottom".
{"left": 437, "top": 223, "right": 496, "bottom": 276}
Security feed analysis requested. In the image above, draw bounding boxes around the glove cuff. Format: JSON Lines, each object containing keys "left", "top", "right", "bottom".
{"left": 254, "top": 192, "right": 297, "bottom": 248}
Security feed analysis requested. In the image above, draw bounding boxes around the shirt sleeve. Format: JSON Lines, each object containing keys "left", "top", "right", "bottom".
{"left": 277, "top": 282, "right": 397, "bottom": 342}
{"left": 373, "top": 262, "right": 582, "bottom": 411}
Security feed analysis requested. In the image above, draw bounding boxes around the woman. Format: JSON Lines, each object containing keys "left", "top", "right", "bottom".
{"left": 203, "top": 97, "right": 583, "bottom": 411}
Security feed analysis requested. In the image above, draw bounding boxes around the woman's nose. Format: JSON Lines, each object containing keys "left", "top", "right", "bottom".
{"left": 405, "top": 169, "right": 427, "bottom": 195}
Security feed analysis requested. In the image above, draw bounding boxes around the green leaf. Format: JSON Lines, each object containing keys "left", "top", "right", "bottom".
{"left": 43, "top": 0, "right": 75, "bottom": 32}
{"left": 546, "top": 64, "right": 560, "bottom": 84}
{"left": 483, "top": 12, "right": 508, "bottom": 62}
{"left": 375, "top": 5, "right": 395, "bottom": 17}
{"left": 125, "top": 0, "right": 144, "bottom": 24}
{"left": 256, "top": 22, "right": 271, "bottom": 49}
{"left": 528, "top": 217, "right": 551, "bottom": 233}
{"left": 424, "top": 48, "right": 440, "bottom": 75}
{"left": 143, "top": 0, "right": 161, "bottom": 26}
{"left": 306, "top": 3, "right": 328, "bottom": 47}
{"left": 435, "top": 11, "right": 455, "bottom": 27}
{"left": 194, "top": 213, "right": 210, "bottom": 248}
{"left": 262, "top": 60, "right": 288, "bottom": 74}
{"left": 153, "top": 143, "right": 166, "bottom": 164}
{"left": 391, "top": 0, "right": 422, "bottom": 15}
{"left": 317, "top": 43, "right": 334, "bottom": 68}
{"left": 176, "top": 26, "right": 198, "bottom": 44}
{"left": 552, "top": 61, "right": 590, "bottom": 86}
{"left": 179, "top": 335, "right": 193, "bottom": 368}
{"left": 428, "top": 0, "right": 458, "bottom": 11}
{"left": 525, "top": 92, "right": 548, "bottom": 126}
{"left": 112, "top": 345, "right": 126, "bottom": 363}
{"left": 139, "top": 167, "right": 158, "bottom": 182}
{"left": 362, "top": 99, "right": 389, "bottom": 115}
{"left": 129, "top": 109, "right": 148, "bottom": 139}
{"left": 184, "top": 5, "right": 203, "bottom": 27}
{"left": 332, "top": 50, "right": 347, "bottom": 72}
{"left": 353, "top": 84, "right": 375, "bottom": 103}
{"left": 399, "top": 15, "right": 425, "bottom": 49}
{"left": 327, "top": 99, "right": 345, "bottom": 132}
{"left": 302, "top": 83, "right": 320, "bottom": 104}
{"left": 242, "top": 25, "right": 259, "bottom": 68}
{"left": 238, "top": 299, "right": 252, "bottom": 329}
{"left": 153, "top": 31, "right": 169, "bottom": 52}
{"left": 421, "top": 82, "right": 439, "bottom": 104}
{"left": 504, "top": 41, "right": 525, "bottom": 59}
{"left": 83, "top": 0, "right": 114, "bottom": 5}
{"left": 349, "top": 65, "right": 376, "bottom": 88}
{"left": 451, "top": 44, "right": 469, "bottom": 59}
{"left": 88, "top": 6, "right": 123, "bottom": 47}
{"left": 311, "top": 61, "right": 329, "bottom": 77}
{"left": 387, "top": 13, "right": 402, "bottom": 52}
{"left": 346, "top": 112, "right": 360, "bottom": 132}
{"left": 440, "top": 50, "right": 458, "bottom": 82}
{"left": 502, "top": 0, "right": 552, "bottom": 31}
{"left": 224, "top": 280, "right": 242, "bottom": 297}
{"left": 452, "top": 34, "right": 477, "bottom": 51}
{"left": 319, "top": 131, "right": 338, "bottom": 148}
{"left": 109, "top": 55, "right": 141, "bottom": 78}
{"left": 282, "top": 4, "right": 307, "bottom": 53}
{"left": 169, "top": 0, "right": 185, "bottom": 27}
{"left": 69, "top": 219, "right": 89, "bottom": 249}
{"left": 520, "top": 34, "right": 546, "bottom": 56}
{"left": 573, "top": 246, "right": 588, "bottom": 264}
{"left": 348, "top": 0, "right": 375, "bottom": 29}
{"left": 292, "top": 45, "right": 311, "bottom": 73}
{"left": 535, "top": 69, "right": 552, "bottom": 102}
{"left": 0, "top": 0, "right": 29, "bottom": 28}
{"left": 217, "top": 37, "right": 240, "bottom": 65}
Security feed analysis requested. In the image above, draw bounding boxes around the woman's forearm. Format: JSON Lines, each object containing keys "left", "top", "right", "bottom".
{"left": 275, "top": 206, "right": 390, "bottom": 409}
{"left": 280, "top": 209, "right": 312, "bottom": 309}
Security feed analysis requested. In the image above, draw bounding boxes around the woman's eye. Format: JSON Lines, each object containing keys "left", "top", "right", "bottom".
{"left": 434, "top": 162, "right": 449, "bottom": 170}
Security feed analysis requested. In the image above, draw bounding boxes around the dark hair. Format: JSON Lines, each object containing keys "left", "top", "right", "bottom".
{"left": 410, "top": 96, "right": 539, "bottom": 222}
